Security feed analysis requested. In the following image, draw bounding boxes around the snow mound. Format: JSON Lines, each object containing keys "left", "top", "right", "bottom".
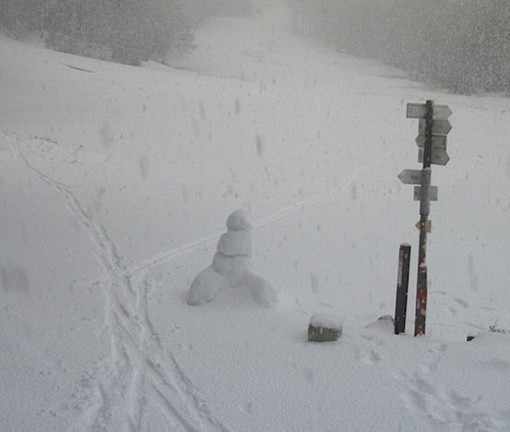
{"left": 364, "top": 315, "right": 395, "bottom": 334}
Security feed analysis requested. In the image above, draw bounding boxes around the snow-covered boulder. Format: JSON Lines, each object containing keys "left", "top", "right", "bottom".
{"left": 308, "top": 313, "right": 343, "bottom": 342}
{"left": 187, "top": 210, "right": 277, "bottom": 307}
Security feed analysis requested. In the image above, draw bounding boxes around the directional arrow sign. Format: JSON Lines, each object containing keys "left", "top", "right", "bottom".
{"left": 398, "top": 169, "right": 422, "bottom": 185}
{"left": 407, "top": 103, "right": 452, "bottom": 120}
{"left": 418, "top": 119, "right": 452, "bottom": 135}
{"left": 418, "top": 148, "right": 450, "bottom": 166}
{"left": 414, "top": 186, "right": 438, "bottom": 201}
{"left": 415, "top": 134, "right": 447, "bottom": 150}
{"left": 415, "top": 220, "right": 432, "bottom": 233}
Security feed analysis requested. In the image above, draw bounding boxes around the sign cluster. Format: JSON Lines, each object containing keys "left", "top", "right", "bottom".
{"left": 397, "top": 100, "right": 452, "bottom": 336}
{"left": 399, "top": 103, "right": 453, "bottom": 219}
{"left": 407, "top": 102, "right": 452, "bottom": 165}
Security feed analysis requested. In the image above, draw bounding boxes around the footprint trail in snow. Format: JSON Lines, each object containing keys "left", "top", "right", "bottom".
{"left": 397, "top": 343, "right": 508, "bottom": 431}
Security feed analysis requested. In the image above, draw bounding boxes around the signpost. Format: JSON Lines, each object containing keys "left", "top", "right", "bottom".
{"left": 399, "top": 100, "right": 452, "bottom": 336}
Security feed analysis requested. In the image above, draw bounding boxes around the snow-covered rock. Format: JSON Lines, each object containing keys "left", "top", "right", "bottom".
{"left": 308, "top": 313, "right": 343, "bottom": 342}
{"left": 187, "top": 210, "right": 277, "bottom": 307}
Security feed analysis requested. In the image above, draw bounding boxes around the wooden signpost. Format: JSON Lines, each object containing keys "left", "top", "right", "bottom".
{"left": 398, "top": 100, "right": 452, "bottom": 336}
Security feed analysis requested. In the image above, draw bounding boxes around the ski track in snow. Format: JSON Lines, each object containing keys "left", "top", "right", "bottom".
{"left": 7, "top": 132, "right": 231, "bottom": 432}
{"left": 118, "top": 144, "right": 400, "bottom": 280}
{"left": 90, "top": 116, "right": 406, "bottom": 283}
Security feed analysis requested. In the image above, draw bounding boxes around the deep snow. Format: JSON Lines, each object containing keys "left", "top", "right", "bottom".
{"left": 1, "top": 3, "right": 510, "bottom": 431}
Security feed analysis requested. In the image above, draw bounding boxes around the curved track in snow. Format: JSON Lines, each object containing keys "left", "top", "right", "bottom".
{"left": 119, "top": 144, "right": 400, "bottom": 279}
{"left": 8, "top": 132, "right": 230, "bottom": 432}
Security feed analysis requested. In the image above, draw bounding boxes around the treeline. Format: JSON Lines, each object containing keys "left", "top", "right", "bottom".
{"left": 0, "top": 0, "right": 254, "bottom": 66}
{"left": 289, "top": 0, "right": 510, "bottom": 94}
{"left": 183, "top": 0, "right": 254, "bottom": 21}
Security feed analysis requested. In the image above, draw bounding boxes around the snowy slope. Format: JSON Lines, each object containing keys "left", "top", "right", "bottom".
{"left": 1, "top": 3, "right": 510, "bottom": 431}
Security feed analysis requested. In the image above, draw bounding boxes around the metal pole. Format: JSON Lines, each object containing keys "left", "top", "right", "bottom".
{"left": 415, "top": 100, "right": 434, "bottom": 336}
{"left": 395, "top": 244, "right": 411, "bottom": 335}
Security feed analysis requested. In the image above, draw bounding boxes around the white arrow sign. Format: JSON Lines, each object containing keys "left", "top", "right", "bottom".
{"left": 418, "top": 148, "right": 450, "bottom": 166}
{"left": 415, "top": 134, "right": 447, "bottom": 150}
{"left": 418, "top": 119, "right": 452, "bottom": 135}
{"left": 414, "top": 186, "right": 438, "bottom": 201}
{"left": 407, "top": 103, "right": 452, "bottom": 120}
{"left": 398, "top": 169, "right": 422, "bottom": 185}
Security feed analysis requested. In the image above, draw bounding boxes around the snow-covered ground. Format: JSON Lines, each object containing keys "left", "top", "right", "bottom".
{"left": 1, "top": 3, "right": 510, "bottom": 431}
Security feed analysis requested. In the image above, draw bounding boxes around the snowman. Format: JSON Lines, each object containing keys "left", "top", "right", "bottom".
{"left": 187, "top": 210, "right": 278, "bottom": 307}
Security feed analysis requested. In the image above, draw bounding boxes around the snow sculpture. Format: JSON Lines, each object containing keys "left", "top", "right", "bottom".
{"left": 187, "top": 210, "right": 278, "bottom": 307}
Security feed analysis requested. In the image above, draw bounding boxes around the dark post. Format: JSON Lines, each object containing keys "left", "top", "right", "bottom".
{"left": 414, "top": 100, "right": 434, "bottom": 336}
{"left": 395, "top": 244, "right": 411, "bottom": 335}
